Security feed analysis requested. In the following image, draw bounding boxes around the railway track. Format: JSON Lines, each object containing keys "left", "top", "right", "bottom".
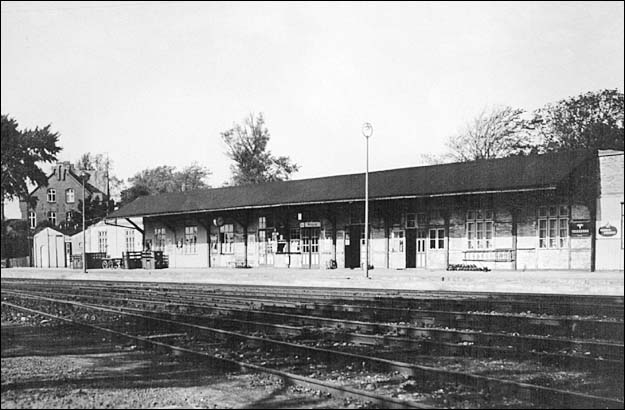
{"left": 3, "top": 289, "right": 623, "bottom": 366}
{"left": 3, "top": 281, "right": 622, "bottom": 342}
{"left": 3, "top": 278, "right": 623, "bottom": 317}
{"left": 2, "top": 278, "right": 623, "bottom": 408}
{"left": 2, "top": 294, "right": 623, "bottom": 409}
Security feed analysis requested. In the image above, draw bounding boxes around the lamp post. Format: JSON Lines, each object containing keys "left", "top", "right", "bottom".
{"left": 362, "top": 122, "right": 373, "bottom": 279}
{"left": 81, "top": 171, "right": 88, "bottom": 274}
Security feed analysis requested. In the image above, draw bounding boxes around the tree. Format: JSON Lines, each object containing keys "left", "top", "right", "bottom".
{"left": 445, "top": 106, "right": 532, "bottom": 162}
{"left": 221, "top": 113, "right": 299, "bottom": 185}
{"left": 120, "top": 163, "right": 211, "bottom": 205}
{"left": 1, "top": 115, "right": 62, "bottom": 209}
{"left": 1, "top": 114, "right": 62, "bottom": 259}
{"left": 532, "top": 89, "right": 624, "bottom": 152}
{"left": 74, "top": 152, "right": 124, "bottom": 202}
{"left": 416, "top": 152, "right": 453, "bottom": 166}
{"left": 175, "top": 163, "right": 213, "bottom": 192}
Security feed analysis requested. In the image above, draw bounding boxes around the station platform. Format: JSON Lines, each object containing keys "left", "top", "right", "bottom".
{"left": 1, "top": 267, "right": 623, "bottom": 296}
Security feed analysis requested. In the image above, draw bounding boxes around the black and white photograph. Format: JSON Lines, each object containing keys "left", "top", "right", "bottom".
{"left": 1, "top": 1, "right": 623, "bottom": 408}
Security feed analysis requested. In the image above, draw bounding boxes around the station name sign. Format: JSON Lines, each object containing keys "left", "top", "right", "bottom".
{"left": 300, "top": 221, "right": 321, "bottom": 228}
{"left": 569, "top": 221, "right": 591, "bottom": 237}
{"left": 598, "top": 224, "right": 618, "bottom": 237}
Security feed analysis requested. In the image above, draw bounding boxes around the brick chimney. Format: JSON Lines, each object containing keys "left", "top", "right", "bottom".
{"left": 54, "top": 161, "right": 73, "bottom": 181}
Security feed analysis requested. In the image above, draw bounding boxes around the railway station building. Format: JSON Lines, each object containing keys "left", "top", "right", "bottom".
{"left": 108, "top": 150, "right": 624, "bottom": 272}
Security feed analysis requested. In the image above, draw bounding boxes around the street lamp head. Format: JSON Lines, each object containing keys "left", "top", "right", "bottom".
{"left": 362, "top": 122, "right": 373, "bottom": 139}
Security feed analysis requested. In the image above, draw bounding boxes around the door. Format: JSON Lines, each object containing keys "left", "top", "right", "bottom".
{"left": 345, "top": 225, "right": 361, "bottom": 268}
{"left": 301, "top": 227, "right": 320, "bottom": 268}
{"left": 406, "top": 230, "right": 416, "bottom": 268}
{"left": 390, "top": 230, "right": 405, "bottom": 269}
{"left": 65, "top": 242, "right": 72, "bottom": 268}
{"left": 416, "top": 229, "right": 427, "bottom": 268}
{"left": 258, "top": 230, "right": 268, "bottom": 265}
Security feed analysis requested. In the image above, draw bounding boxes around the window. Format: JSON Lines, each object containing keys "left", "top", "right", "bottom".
{"left": 66, "top": 211, "right": 73, "bottom": 222}
{"left": 47, "top": 211, "right": 56, "bottom": 225}
{"left": 416, "top": 213, "right": 427, "bottom": 226}
{"left": 258, "top": 216, "right": 266, "bottom": 229}
{"left": 406, "top": 213, "right": 416, "bottom": 228}
{"left": 429, "top": 228, "right": 445, "bottom": 249}
{"left": 220, "top": 223, "right": 234, "bottom": 254}
{"left": 125, "top": 230, "right": 135, "bottom": 252}
{"left": 98, "top": 231, "right": 108, "bottom": 254}
{"left": 467, "top": 209, "right": 494, "bottom": 249}
{"left": 154, "top": 227, "right": 166, "bottom": 251}
{"left": 290, "top": 228, "right": 300, "bottom": 253}
{"left": 391, "top": 231, "right": 404, "bottom": 252}
{"left": 28, "top": 211, "right": 37, "bottom": 229}
{"left": 47, "top": 189, "right": 56, "bottom": 202}
{"left": 65, "top": 188, "right": 75, "bottom": 203}
{"left": 184, "top": 225, "right": 197, "bottom": 254}
{"left": 538, "top": 205, "right": 568, "bottom": 248}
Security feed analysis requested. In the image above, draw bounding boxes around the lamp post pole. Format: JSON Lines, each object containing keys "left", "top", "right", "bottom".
{"left": 82, "top": 173, "right": 86, "bottom": 274}
{"left": 362, "top": 123, "right": 373, "bottom": 279}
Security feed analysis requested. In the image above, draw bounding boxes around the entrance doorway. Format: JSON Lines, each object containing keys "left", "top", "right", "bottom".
{"left": 345, "top": 225, "right": 361, "bottom": 268}
{"left": 65, "top": 242, "right": 72, "bottom": 268}
{"left": 406, "top": 230, "right": 416, "bottom": 268}
{"left": 416, "top": 229, "right": 427, "bottom": 268}
{"left": 390, "top": 229, "right": 405, "bottom": 269}
{"left": 258, "top": 230, "right": 269, "bottom": 266}
{"left": 301, "top": 227, "right": 320, "bottom": 268}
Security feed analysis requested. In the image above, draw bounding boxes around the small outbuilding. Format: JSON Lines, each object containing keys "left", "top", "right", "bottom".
{"left": 33, "top": 227, "right": 69, "bottom": 268}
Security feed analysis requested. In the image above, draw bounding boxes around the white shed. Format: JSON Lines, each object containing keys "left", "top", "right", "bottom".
{"left": 33, "top": 227, "right": 69, "bottom": 268}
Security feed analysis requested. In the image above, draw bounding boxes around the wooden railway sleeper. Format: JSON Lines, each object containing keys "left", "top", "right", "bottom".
{"left": 3, "top": 291, "right": 623, "bottom": 409}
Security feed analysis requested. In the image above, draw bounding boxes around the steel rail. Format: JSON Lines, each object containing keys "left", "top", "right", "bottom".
{"left": 6, "top": 282, "right": 619, "bottom": 340}
{"left": 37, "top": 284, "right": 623, "bottom": 342}
{"left": 3, "top": 278, "right": 622, "bottom": 316}
{"left": 4, "top": 289, "right": 622, "bottom": 362}
{"left": 1, "top": 301, "right": 428, "bottom": 409}
{"left": 3, "top": 291, "right": 623, "bottom": 409}
{"left": 89, "top": 301, "right": 625, "bottom": 374}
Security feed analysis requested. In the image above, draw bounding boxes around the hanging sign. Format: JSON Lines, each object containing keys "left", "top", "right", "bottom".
{"left": 569, "top": 221, "right": 591, "bottom": 237}
{"left": 598, "top": 223, "right": 618, "bottom": 237}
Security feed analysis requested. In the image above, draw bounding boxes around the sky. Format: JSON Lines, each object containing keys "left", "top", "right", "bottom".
{"left": 2, "top": 1, "right": 624, "bottom": 218}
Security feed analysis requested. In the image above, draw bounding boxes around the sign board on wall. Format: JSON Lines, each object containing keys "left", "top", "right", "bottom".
{"left": 598, "top": 223, "right": 618, "bottom": 237}
{"left": 300, "top": 221, "right": 321, "bottom": 228}
{"left": 570, "top": 221, "right": 591, "bottom": 237}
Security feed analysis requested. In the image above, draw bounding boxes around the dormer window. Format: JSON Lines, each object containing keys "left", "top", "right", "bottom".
{"left": 47, "top": 189, "right": 56, "bottom": 202}
{"left": 66, "top": 188, "right": 75, "bottom": 203}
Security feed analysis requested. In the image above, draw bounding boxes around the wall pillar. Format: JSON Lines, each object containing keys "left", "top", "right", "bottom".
{"left": 511, "top": 209, "right": 517, "bottom": 271}
{"left": 444, "top": 211, "right": 450, "bottom": 269}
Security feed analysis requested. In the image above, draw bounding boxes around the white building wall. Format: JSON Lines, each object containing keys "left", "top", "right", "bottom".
{"left": 596, "top": 151, "right": 624, "bottom": 270}
{"left": 71, "top": 219, "right": 143, "bottom": 258}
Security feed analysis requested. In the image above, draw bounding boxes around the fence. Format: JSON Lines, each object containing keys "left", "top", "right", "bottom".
{"left": 1, "top": 256, "right": 30, "bottom": 268}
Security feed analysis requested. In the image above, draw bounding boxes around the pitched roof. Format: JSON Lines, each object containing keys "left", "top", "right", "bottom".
{"left": 27, "top": 167, "right": 105, "bottom": 197}
{"left": 67, "top": 169, "right": 105, "bottom": 195}
{"left": 109, "top": 150, "right": 593, "bottom": 219}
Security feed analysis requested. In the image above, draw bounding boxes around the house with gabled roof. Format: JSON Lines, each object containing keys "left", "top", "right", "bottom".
{"left": 19, "top": 161, "right": 106, "bottom": 232}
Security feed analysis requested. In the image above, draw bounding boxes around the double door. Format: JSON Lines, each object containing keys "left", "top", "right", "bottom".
{"left": 301, "top": 227, "right": 320, "bottom": 268}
